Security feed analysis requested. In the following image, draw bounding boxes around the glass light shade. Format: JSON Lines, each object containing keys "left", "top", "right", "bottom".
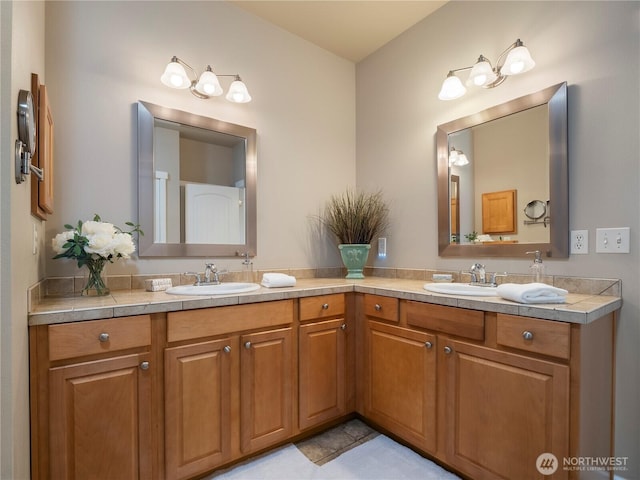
{"left": 438, "top": 74, "right": 466, "bottom": 101}
{"left": 160, "top": 60, "right": 190, "bottom": 89}
{"left": 468, "top": 59, "right": 497, "bottom": 87}
{"left": 226, "top": 79, "right": 252, "bottom": 103}
{"left": 500, "top": 45, "right": 535, "bottom": 75}
{"left": 454, "top": 153, "right": 469, "bottom": 166}
{"left": 195, "top": 70, "right": 223, "bottom": 96}
{"left": 448, "top": 150, "right": 458, "bottom": 166}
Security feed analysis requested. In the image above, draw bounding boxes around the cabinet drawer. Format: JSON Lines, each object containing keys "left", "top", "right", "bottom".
{"left": 168, "top": 300, "right": 294, "bottom": 342}
{"left": 299, "top": 294, "right": 345, "bottom": 321}
{"left": 405, "top": 301, "right": 484, "bottom": 341}
{"left": 364, "top": 294, "right": 399, "bottom": 323}
{"left": 48, "top": 315, "right": 151, "bottom": 361}
{"left": 497, "top": 314, "right": 570, "bottom": 359}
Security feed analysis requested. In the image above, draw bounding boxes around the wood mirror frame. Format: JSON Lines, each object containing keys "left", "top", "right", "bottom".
{"left": 137, "top": 101, "right": 257, "bottom": 257}
{"left": 437, "top": 82, "right": 568, "bottom": 258}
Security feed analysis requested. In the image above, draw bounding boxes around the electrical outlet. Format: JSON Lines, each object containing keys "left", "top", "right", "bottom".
{"left": 596, "top": 227, "right": 630, "bottom": 253}
{"left": 570, "top": 230, "right": 588, "bottom": 254}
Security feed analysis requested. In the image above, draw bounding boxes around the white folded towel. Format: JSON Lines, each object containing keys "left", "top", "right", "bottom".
{"left": 261, "top": 273, "right": 296, "bottom": 288}
{"left": 496, "top": 282, "right": 568, "bottom": 304}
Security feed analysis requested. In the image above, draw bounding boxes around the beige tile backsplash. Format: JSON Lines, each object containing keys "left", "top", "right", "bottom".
{"left": 30, "top": 266, "right": 621, "bottom": 307}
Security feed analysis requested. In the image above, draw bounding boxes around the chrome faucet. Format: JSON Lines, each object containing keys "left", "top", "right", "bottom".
{"left": 469, "top": 263, "right": 507, "bottom": 286}
{"left": 204, "top": 263, "right": 220, "bottom": 284}
{"left": 469, "top": 263, "right": 486, "bottom": 284}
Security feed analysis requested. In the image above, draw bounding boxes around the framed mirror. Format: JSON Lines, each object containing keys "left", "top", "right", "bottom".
{"left": 138, "top": 101, "right": 257, "bottom": 257}
{"left": 437, "top": 82, "right": 568, "bottom": 258}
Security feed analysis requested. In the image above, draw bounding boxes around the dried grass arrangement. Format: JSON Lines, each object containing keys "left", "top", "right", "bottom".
{"left": 322, "top": 189, "right": 390, "bottom": 245}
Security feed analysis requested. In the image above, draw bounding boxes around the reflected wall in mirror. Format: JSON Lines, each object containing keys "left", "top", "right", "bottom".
{"left": 138, "top": 101, "right": 257, "bottom": 257}
{"left": 437, "top": 82, "right": 568, "bottom": 258}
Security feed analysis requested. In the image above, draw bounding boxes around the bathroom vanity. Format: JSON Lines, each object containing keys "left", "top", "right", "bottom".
{"left": 28, "top": 278, "right": 620, "bottom": 480}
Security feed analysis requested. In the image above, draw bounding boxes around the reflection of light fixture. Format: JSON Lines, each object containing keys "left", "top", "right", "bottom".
{"left": 161, "top": 56, "right": 252, "bottom": 103}
{"left": 438, "top": 39, "right": 535, "bottom": 101}
{"left": 449, "top": 147, "right": 469, "bottom": 166}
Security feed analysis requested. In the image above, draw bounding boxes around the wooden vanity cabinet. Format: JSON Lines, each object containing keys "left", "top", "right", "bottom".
{"left": 240, "top": 326, "right": 294, "bottom": 453}
{"left": 365, "top": 319, "right": 437, "bottom": 453}
{"left": 164, "top": 337, "right": 235, "bottom": 480}
{"left": 30, "top": 315, "right": 155, "bottom": 480}
{"left": 400, "top": 301, "right": 614, "bottom": 480}
{"left": 440, "top": 337, "right": 570, "bottom": 480}
{"left": 361, "top": 294, "right": 438, "bottom": 453}
{"left": 164, "top": 300, "right": 294, "bottom": 480}
{"left": 298, "top": 294, "right": 350, "bottom": 430}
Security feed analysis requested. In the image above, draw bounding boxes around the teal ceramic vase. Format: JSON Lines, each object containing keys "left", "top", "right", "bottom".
{"left": 338, "top": 244, "right": 371, "bottom": 279}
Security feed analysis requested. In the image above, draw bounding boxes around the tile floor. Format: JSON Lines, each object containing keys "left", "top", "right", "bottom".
{"left": 202, "top": 419, "right": 460, "bottom": 480}
{"left": 208, "top": 419, "right": 461, "bottom": 479}
{"left": 295, "top": 419, "right": 380, "bottom": 465}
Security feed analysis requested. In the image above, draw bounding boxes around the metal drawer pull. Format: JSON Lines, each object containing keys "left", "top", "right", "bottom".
{"left": 322, "top": 303, "right": 329, "bottom": 310}
{"left": 522, "top": 331, "right": 534, "bottom": 340}
{"left": 374, "top": 304, "right": 382, "bottom": 311}
{"left": 244, "top": 341, "right": 252, "bottom": 349}
{"left": 425, "top": 341, "right": 433, "bottom": 349}
{"left": 139, "top": 361, "right": 150, "bottom": 370}
{"left": 98, "top": 333, "right": 110, "bottom": 342}
{"left": 444, "top": 346, "right": 452, "bottom": 354}
{"left": 223, "top": 346, "right": 231, "bottom": 353}
{"left": 341, "top": 324, "right": 347, "bottom": 331}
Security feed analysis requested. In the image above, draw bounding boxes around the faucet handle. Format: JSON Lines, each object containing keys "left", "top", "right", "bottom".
{"left": 205, "top": 263, "right": 217, "bottom": 271}
{"left": 489, "top": 272, "right": 508, "bottom": 285}
{"left": 184, "top": 272, "right": 202, "bottom": 285}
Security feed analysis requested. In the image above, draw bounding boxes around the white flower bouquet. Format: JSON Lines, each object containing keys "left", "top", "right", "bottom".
{"left": 52, "top": 214, "right": 143, "bottom": 295}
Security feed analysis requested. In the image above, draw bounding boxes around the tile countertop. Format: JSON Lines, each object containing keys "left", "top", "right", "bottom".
{"left": 28, "top": 277, "right": 622, "bottom": 327}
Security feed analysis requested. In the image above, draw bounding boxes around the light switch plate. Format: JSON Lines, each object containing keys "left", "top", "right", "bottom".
{"left": 378, "top": 237, "right": 387, "bottom": 258}
{"left": 595, "top": 227, "right": 630, "bottom": 253}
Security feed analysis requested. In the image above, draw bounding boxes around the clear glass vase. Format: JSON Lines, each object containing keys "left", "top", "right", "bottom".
{"left": 82, "top": 258, "right": 110, "bottom": 296}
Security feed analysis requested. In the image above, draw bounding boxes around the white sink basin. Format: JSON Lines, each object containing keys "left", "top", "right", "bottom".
{"left": 424, "top": 283, "right": 498, "bottom": 297}
{"left": 166, "top": 283, "right": 261, "bottom": 296}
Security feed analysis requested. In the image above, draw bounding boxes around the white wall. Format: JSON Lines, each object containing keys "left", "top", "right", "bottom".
{"left": 1, "top": 1, "right": 46, "bottom": 478}
{"left": 44, "top": 0, "right": 355, "bottom": 276}
{"left": 357, "top": 1, "right": 639, "bottom": 477}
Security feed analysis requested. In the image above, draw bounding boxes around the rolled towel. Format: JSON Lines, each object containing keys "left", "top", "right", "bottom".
{"left": 261, "top": 273, "right": 296, "bottom": 288}
{"left": 496, "top": 282, "right": 568, "bottom": 304}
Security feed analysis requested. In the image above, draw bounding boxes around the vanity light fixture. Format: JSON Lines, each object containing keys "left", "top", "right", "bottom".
{"left": 449, "top": 147, "right": 469, "bottom": 166}
{"left": 160, "top": 56, "right": 252, "bottom": 103}
{"left": 438, "top": 39, "right": 535, "bottom": 101}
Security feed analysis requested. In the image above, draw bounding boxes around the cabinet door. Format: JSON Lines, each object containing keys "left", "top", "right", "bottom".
{"left": 442, "top": 339, "right": 569, "bottom": 480}
{"left": 365, "top": 321, "right": 436, "bottom": 452}
{"left": 299, "top": 318, "right": 347, "bottom": 430}
{"left": 164, "top": 338, "right": 233, "bottom": 480}
{"left": 49, "top": 353, "right": 152, "bottom": 480}
{"left": 240, "top": 327, "right": 293, "bottom": 453}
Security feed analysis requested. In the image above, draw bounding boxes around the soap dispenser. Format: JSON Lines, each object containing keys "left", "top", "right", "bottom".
{"left": 526, "top": 250, "right": 545, "bottom": 283}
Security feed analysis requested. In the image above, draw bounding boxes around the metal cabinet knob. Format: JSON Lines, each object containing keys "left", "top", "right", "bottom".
{"left": 374, "top": 304, "right": 382, "bottom": 311}
{"left": 98, "top": 333, "right": 110, "bottom": 342}
{"left": 322, "top": 303, "right": 329, "bottom": 310}
{"left": 139, "top": 361, "right": 150, "bottom": 370}
{"left": 244, "top": 341, "right": 252, "bottom": 349}
{"left": 340, "top": 324, "right": 347, "bottom": 331}
{"left": 522, "top": 331, "right": 534, "bottom": 340}
{"left": 223, "top": 346, "right": 231, "bottom": 353}
{"left": 444, "top": 346, "right": 452, "bottom": 354}
{"left": 425, "top": 341, "right": 433, "bottom": 349}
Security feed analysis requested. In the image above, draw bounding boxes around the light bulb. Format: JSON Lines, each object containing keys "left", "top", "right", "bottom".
{"left": 170, "top": 74, "right": 184, "bottom": 87}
